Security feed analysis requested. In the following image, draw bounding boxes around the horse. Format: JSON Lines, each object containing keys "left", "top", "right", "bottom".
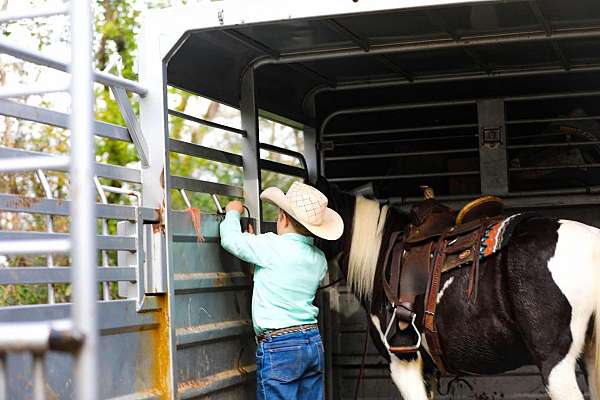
{"left": 314, "top": 176, "right": 600, "bottom": 400}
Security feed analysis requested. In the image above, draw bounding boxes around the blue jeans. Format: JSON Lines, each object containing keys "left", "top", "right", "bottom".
{"left": 256, "top": 327, "right": 324, "bottom": 400}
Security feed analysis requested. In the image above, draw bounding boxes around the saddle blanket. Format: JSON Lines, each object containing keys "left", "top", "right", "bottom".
{"left": 479, "top": 213, "right": 533, "bottom": 258}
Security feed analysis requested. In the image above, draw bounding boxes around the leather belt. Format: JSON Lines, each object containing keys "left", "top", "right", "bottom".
{"left": 255, "top": 323, "right": 318, "bottom": 343}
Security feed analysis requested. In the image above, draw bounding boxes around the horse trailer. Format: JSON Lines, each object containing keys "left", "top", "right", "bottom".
{"left": 1, "top": 0, "right": 600, "bottom": 398}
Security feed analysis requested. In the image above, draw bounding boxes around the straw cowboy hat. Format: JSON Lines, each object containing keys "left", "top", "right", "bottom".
{"left": 260, "top": 181, "right": 344, "bottom": 240}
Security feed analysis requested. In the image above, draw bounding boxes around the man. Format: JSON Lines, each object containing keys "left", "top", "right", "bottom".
{"left": 219, "top": 181, "right": 344, "bottom": 399}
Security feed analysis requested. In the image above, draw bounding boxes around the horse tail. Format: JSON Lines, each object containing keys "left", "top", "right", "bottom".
{"left": 346, "top": 196, "right": 387, "bottom": 302}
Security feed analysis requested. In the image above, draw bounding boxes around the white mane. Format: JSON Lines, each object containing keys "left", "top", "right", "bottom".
{"left": 346, "top": 196, "right": 388, "bottom": 302}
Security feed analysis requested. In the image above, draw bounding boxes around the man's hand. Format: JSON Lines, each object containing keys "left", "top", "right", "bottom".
{"left": 225, "top": 200, "right": 244, "bottom": 214}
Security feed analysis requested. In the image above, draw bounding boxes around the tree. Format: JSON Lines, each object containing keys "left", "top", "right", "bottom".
{"left": 0, "top": 0, "right": 304, "bottom": 305}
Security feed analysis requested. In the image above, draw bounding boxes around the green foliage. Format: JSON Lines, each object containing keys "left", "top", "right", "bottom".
{"left": 0, "top": 0, "right": 304, "bottom": 306}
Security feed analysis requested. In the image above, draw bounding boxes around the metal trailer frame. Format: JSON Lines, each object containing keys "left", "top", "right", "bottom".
{"left": 142, "top": 0, "right": 600, "bottom": 398}
{"left": 1, "top": 0, "right": 599, "bottom": 398}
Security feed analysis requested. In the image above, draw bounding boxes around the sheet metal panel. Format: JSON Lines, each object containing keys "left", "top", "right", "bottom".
{"left": 170, "top": 211, "right": 255, "bottom": 399}
{"left": 0, "top": 300, "right": 163, "bottom": 399}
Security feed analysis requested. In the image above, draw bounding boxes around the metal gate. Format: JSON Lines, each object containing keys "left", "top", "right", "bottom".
{"left": 0, "top": 3, "right": 167, "bottom": 399}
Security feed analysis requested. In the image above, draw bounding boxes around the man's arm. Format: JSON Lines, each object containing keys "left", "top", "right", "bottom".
{"left": 219, "top": 202, "right": 271, "bottom": 267}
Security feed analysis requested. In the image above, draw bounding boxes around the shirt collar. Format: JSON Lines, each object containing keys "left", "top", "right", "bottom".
{"left": 281, "top": 233, "right": 314, "bottom": 244}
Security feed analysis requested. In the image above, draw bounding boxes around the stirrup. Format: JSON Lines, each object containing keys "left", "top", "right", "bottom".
{"left": 385, "top": 307, "right": 422, "bottom": 354}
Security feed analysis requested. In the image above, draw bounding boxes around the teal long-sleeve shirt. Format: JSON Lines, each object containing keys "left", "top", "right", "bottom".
{"left": 219, "top": 210, "right": 327, "bottom": 334}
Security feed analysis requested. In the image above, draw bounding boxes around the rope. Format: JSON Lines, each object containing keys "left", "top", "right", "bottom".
{"left": 353, "top": 316, "right": 370, "bottom": 400}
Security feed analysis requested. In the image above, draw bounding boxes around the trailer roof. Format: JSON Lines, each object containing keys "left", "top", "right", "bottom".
{"left": 164, "top": 0, "right": 600, "bottom": 126}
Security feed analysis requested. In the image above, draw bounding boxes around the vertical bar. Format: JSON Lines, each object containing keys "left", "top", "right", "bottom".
{"left": 303, "top": 92, "right": 319, "bottom": 184}
{"left": 477, "top": 99, "right": 509, "bottom": 195}
{"left": 36, "top": 170, "right": 55, "bottom": 304}
{"left": 240, "top": 69, "right": 262, "bottom": 232}
{"left": 138, "top": 17, "right": 176, "bottom": 396}
{"left": 32, "top": 353, "right": 45, "bottom": 400}
{"left": 70, "top": 1, "right": 97, "bottom": 400}
{"left": 93, "top": 177, "right": 111, "bottom": 301}
{"left": 0, "top": 353, "right": 6, "bottom": 400}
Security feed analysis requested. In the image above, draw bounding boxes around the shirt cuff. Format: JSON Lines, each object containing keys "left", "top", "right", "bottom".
{"left": 225, "top": 210, "right": 241, "bottom": 219}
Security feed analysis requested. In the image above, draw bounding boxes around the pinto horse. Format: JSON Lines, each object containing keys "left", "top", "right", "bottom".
{"left": 315, "top": 177, "right": 600, "bottom": 400}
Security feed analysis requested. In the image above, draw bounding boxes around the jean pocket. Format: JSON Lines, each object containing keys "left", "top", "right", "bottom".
{"left": 267, "top": 345, "right": 304, "bottom": 382}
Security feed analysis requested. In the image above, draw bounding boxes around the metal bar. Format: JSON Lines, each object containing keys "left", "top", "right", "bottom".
{"left": 328, "top": 170, "right": 479, "bottom": 182}
{"left": 259, "top": 159, "right": 306, "bottom": 178}
{"left": 321, "top": 89, "right": 600, "bottom": 138}
{"left": 253, "top": 27, "right": 600, "bottom": 68}
{"left": 478, "top": 99, "right": 508, "bottom": 194}
{"left": 0, "top": 83, "right": 68, "bottom": 99}
{"left": 0, "top": 99, "right": 131, "bottom": 142}
{"left": 0, "top": 319, "right": 79, "bottom": 352}
{"left": 425, "top": 10, "right": 460, "bottom": 40}
{"left": 463, "top": 48, "right": 492, "bottom": 74}
{"left": 374, "top": 55, "right": 413, "bottom": 81}
{"left": 320, "top": 99, "right": 476, "bottom": 137}
{"left": 0, "top": 147, "right": 141, "bottom": 182}
{"left": 389, "top": 186, "right": 600, "bottom": 208}
{"left": 0, "top": 233, "right": 135, "bottom": 251}
{"left": 179, "top": 189, "right": 192, "bottom": 209}
{"left": 551, "top": 41, "right": 571, "bottom": 70}
{"left": 331, "top": 134, "right": 478, "bottom": 148}
{"left": 0, "top": 4, "right": 69, "bottom": 24}
{"left": 0, "top": 193, "right": 145, "bottom": 221}
{"left": 425, "top": 10, "right": 492, "bottom": 74}
{"left": 36, "top": 170, "right": 55, "bottom": 304}
{"left": 98, "top": 185, "right": 141, "bottom": 206}
{"left": 323, "top": 123, "right": 478, "bottom": 138}
{"left": 240, "top": 69, "right": 262, "bottom": 232}
{"left": 221, "top": 29, "right": 279, "bottom": 59}
{"left": 0, "top": 155, "right": 69, "bottom": 173}
{"left": 0, "top": 38, "right": 147, "bottom": 96}
{"left": 111, "top": 87, "right": 150, "bottom": 167}
{"left": 527, "top": 0, "right": 570, "bottom": 70}
{"left": 510, "top": 163, "right": 600, "bottom": 172}
{"left": 505, "top": 89, "right": 600, "bottom": 102}
{"left": 94, "top": 177, "right": 111, "bottom": 301}
{"left": 212, "top": 194, "right": 224, "bottom": 214}
{"left": 0, "top": 239, "right": 70, "bottom": 255}
{"left": 222, "top": 28, "right": 334, "bottom": 86}
{"left": 324, "top": 19, "right": 370, "bottom": 51}
{"left": 507, "top": 115, "right": 600, "bottom": 125}
{"left": 308, "top": 63, "right": 600, "bottom": 98}
{"left": 325, "top": 147, "right": 477, "bottom": 161}
{"left": 288, "top": 63, "right": 335, "bottom": 87}
{"left": 168, "top": 109, "right": 246, "bottom": 136}
{"left": 69, "top": 5, "right": 96, "bottom": 397}
{"left": 508, "top": 141, "right": 600, "bottom": 150}
{"left": 259, "top": 142, "right": 308, "bottom": 171}
{"left": 0, "top": 267, "right": 136, "bottom": 285}
{"left": 169, "top": 138, "right": 243, "bottom": 166}
{"left": 170, "top": 175, "right": 243, "bottom": 198}
{"left": 0, "top": 353, "right": 5, "bottom": 400}
{"left": 33, "top": 353, "right": 45, "bottom": 400}
{"left": 528, "top": 1, "right": 552, "bottom": 35}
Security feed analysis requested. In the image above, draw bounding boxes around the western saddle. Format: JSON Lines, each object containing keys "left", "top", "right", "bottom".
{"left": 381, "top": 186, "right": 504, "bottom": 373}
